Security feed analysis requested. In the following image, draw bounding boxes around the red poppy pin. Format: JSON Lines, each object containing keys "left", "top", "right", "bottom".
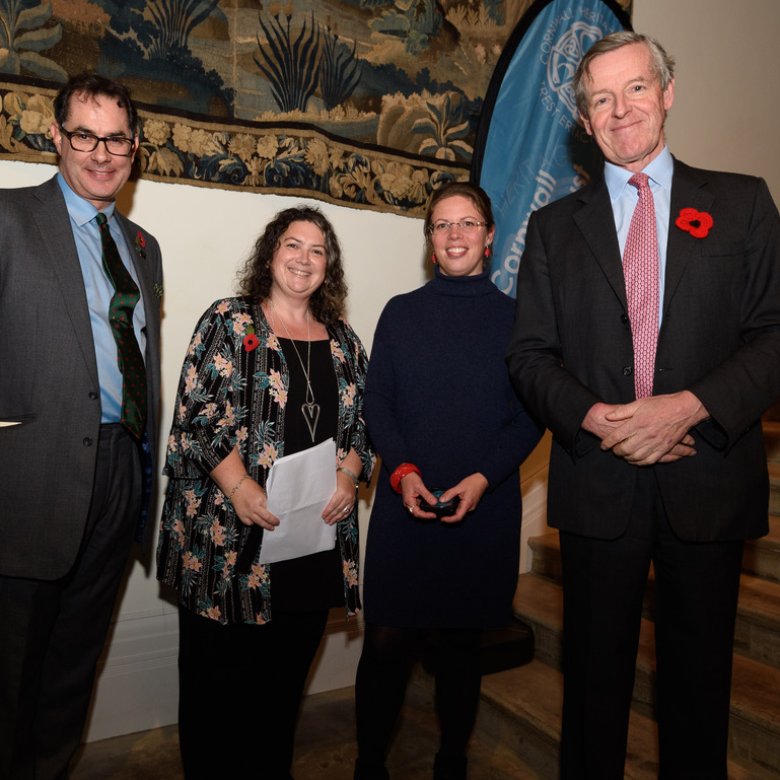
{"left": 134, "top": 230, "right": 147, "bottom": 254}
{"left": 675, "top": 208, "right": 714, "bottom": 239}
{"left": 243, "top": 324, "right": 259, "bottom": 352}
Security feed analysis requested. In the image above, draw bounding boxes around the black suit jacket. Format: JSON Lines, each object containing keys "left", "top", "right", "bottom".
{"left": 507, "top": 159, "right": 780, "bottom": 542}
{"left": 0, "top": 176, "right": 163, "bottom": 579}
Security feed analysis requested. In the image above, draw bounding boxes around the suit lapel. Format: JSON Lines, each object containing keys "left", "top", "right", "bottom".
{"left": 32, "top": 178, "right": 100, "bottom": 386}
{"left": 573, "top": 179, "right": 627, "bottom": 311}
{"left": 664, "top": 160, "right": 713, "bottom": 318}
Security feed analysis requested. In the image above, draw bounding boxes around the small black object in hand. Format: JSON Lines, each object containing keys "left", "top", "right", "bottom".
{"left": 418, "top": 490, "right": 460, "bottom": 518}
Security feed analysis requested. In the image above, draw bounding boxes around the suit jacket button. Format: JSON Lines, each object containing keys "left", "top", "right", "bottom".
{"left": 620, "top": 314, "right": 629, "bottom": 325}
{"left": 83, "top": 437, "right": 93, "bottom": 447}
{"left": 623, "top": 365, "right": 633, "bottom": 376}
{"left": 88, "top": 391, "right": 98, "bottom": 400}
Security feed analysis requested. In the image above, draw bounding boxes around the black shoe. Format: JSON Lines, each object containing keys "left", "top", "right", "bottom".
{"left": 433, "top": 752, "right": 467, "bottom": 780}
{"left": 354, "top": 757, "right": 390, "bottom": 780}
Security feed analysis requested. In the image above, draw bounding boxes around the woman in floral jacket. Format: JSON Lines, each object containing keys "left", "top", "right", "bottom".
{"left": 157, "top": 206, "right": 373, "bottom": 779}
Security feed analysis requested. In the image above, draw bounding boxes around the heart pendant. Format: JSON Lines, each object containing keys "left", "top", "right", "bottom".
{"left": 301, "top": 402, "right": 320, "bottom": 442}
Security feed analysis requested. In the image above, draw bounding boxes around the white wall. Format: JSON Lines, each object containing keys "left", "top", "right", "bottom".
{"left": 633, "top": 0, "right": 779, "bottom": 200}
{"left": 1, "top": 0, "right": 777, "bottom": 743}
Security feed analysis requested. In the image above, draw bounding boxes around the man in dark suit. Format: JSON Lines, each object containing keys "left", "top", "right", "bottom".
{"left": 0, "top": 74, "right": 162, "bottom": 778}
{"left": 506, "top": 32, "right": 780, "bottom": 779}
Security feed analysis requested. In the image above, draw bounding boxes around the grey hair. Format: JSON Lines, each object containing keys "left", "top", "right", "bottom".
{"left": 574, "top": 32, "right": 675, "bottom": 119}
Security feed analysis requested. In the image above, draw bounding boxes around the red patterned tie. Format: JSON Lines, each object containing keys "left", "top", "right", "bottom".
{"left": 623, "top": 172, "right": 659, "bottom": 399}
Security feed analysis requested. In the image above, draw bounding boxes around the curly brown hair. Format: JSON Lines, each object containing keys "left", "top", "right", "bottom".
{"left": 237, "top": 206, "right": 348, "bottom": 325}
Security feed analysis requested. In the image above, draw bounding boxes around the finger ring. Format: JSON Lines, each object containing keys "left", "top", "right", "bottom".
{"left": 406, "top": 504, "right": 415, "bottom": 514}
{"left": 342, "top": 506, "right": 350, "bottom": 513}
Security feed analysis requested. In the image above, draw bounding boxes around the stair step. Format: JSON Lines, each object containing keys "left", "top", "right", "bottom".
{"left": 513, "top": 572, "right": 780, "bottom": 774}
{"left": 532, "top": 520, "right": 780, "bottom": 586}
{"left": 730, "top": 654, "right": 780, "bottom": 775}
{"left": 744, "top": 516, "right": 780, "bottom": 583}
{"left": 476, "top": 659, "right": 776, "bottom": 779}
{"left": 764, "top": 419, "right": 780, "bottom": 464}
{"left": 528, "top": 532, "right": 561, "bottom": 582}
{"left": 771, "top": 461, "right": 780, "bottom": 517}
{"left": 734, "top": 573, "right": 780, "bottom": 668}
{"left": 528, "top": 533, "right": 780, "bottom": 669}
{"left": 477, "top": 659, "right": 659, "bottom": 779}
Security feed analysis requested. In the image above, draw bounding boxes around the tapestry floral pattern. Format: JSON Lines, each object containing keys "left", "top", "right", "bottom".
{"left": 0, "top": 0, "right": 630, "bottom": 216}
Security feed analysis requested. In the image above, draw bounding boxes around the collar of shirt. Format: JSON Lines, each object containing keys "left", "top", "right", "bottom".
{"left": 56, "top": 172, "right": 117, "bottom": 226}
{"left": 604, "top": 145, "right": 674, "bottom": 204}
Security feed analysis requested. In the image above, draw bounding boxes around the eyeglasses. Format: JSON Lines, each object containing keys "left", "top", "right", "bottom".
{"left": 427, "top": 219, "right": 488, "bottom": 235}
{"left": 58, "top": 126, "right": 135, "bottom": 157}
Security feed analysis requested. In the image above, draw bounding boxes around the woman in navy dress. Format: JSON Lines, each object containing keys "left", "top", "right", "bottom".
{"left": 354, "top": 182, "right": 541, "bottom": 779}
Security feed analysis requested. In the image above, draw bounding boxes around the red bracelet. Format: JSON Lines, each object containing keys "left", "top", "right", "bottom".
{"left": 390, "top": 462, "right": 421, "bottom": 493}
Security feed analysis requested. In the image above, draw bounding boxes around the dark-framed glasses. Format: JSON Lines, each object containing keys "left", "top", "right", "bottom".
{"left": 428, "top": 219, "right": 488, "bottom": 235}
{"left": 59, "top": 126, "right": 135, "bottom": 157}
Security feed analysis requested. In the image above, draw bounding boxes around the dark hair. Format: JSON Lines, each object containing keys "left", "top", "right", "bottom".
{"left": 53, "top": 73, "right": 138, "bottom": 136}
{"left": 574, "top": 32, "right": 675, "bottom": 119}
{"left": 237, "top": 206, "right": 348, "bottom": 326}
{"left": 424, "top": 181, "right": 495, "bottom": 268}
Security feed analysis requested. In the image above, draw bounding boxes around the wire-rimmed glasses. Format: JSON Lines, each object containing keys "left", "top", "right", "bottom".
{"left": 427, "top": 219, "right": 489, "bottom": 235}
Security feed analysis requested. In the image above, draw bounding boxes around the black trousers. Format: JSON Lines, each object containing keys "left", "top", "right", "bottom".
{"left": 354, "top": 624, "right": 482, "bottom": 778}
{"left": 559, "top": 468, "right": 744, "bottom": 780}
{"left": 0, "top": 424, "right": 142, "bottom": 780}
{"left": 177, "top": 606, "right": 330, "bottom": 780}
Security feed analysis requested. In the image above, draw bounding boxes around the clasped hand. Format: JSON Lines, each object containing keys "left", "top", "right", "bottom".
{"left": 583, "top": 390, "right": 708, "bottom": 466}
{"left": 401, "top": 472, "right": 488, "bottom": 524}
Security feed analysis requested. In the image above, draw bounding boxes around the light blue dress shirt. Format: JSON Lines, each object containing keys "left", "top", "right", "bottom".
{"left": 605, "top": 146, "right": 673, "bottom": 325}
{"left": 57, "top": 173, "right": 147, "bottom": 424}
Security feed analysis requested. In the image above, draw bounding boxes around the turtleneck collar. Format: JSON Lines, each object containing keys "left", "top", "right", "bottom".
{"left": 427, "top": 266, "right": 497, "bottom": 297}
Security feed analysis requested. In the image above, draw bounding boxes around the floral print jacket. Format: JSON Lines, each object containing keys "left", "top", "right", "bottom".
{"left": 156, "top": 297, "right": 374, "bottom": 625}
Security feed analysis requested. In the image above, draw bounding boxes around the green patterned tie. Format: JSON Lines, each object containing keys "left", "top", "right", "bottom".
{"left": 96, "top": 211, "right": 147, "bottom": 439}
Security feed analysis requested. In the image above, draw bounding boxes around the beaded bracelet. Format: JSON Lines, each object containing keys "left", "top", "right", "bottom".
{"left": 228, "top": 473, "right": 250, "bottom": 501}
{"left": 390, "top": 462, "right": 421, "bottom": 494}
{"left": 337, "top": 465, "right": 360, "bottom": 489}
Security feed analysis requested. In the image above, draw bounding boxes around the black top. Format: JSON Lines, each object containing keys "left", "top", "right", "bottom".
{"left": 271, "top": 337, "right": 344, "bottom": 612}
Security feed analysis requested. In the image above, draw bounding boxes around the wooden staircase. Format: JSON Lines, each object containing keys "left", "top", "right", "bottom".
{"left": 473, "top": 419, "right": 780, "bottom": 778}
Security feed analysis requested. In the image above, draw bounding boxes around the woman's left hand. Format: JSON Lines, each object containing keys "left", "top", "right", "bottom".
{"left": 322, "top": 450, "right": 361, "bottom": 525}
{"left": 437, "top": 472, "right": 489, "bottom": 524}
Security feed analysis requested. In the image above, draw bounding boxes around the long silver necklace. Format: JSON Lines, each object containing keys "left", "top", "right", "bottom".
{"left": 268, "top": 299, "right": 320, "bottom": 443}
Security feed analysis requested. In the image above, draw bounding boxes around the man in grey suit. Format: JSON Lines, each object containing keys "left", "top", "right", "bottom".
{"left": 0, "top": 74, "right": 162, "bottom": 778}
{"left": 507, "top": 32, "right": 780, "bottom": 779}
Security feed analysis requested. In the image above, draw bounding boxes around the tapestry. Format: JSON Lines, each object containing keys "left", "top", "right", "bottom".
{"left": 0, "top": 0, "right": 628, "bottom": 216}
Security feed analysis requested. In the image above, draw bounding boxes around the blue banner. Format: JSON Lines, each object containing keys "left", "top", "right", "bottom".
{"left": 474, "top": 0, "right": 629, "bottom": 297}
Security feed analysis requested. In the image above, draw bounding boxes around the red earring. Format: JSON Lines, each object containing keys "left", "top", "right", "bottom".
{"left": 431, "top": 253, "right": 437, "bottom": 264}
{"left": 484, "top": 245, "right": 491, "bottom": 258}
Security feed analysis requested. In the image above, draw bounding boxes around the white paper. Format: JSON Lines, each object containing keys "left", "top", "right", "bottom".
{"left": 259, "top": 437, "right": 337, "bottom": 564}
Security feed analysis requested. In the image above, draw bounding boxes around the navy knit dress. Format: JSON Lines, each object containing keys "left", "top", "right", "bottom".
{"left": 363, "top": 268, "right": 541, "bottom": 629}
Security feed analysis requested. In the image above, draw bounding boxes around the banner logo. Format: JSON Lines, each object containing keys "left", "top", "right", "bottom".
{"left": 548, "top": 22, "right": 603, "bottom": 118}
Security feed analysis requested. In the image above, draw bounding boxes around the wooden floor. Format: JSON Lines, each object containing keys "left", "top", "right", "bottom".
{"left": 70, "top": 680, "right": 537, "bottom": 779}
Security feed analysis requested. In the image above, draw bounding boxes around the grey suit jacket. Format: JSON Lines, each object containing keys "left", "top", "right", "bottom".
{"left": 507, "top": 159, "right": 780, "bottom": 542}
{"left": 0, "top": 175, "right": 162, "bottom": 579}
